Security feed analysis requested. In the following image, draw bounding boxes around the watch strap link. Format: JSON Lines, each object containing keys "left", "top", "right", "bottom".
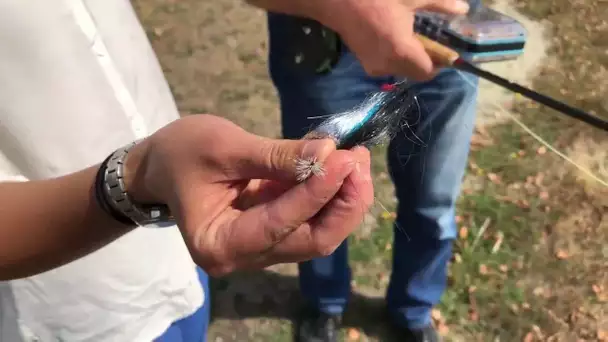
{"left": 98, "top": 140, "right": 173, "bottom": 226}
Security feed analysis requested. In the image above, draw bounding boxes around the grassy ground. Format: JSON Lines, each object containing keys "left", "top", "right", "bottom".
{"left": 133, "top": 0, "right": 608, "bottom": 340}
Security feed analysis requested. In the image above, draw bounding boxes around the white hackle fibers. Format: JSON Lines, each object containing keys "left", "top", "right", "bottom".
{"left": 295, "top": 156, "right": 326, "bottom": 182}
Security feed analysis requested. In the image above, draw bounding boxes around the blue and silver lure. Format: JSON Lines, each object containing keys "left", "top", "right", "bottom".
{"left": 303, "top": 81, "right": 419, "bottom": 150}
{"left": 295, "top": 81, "right": 419, "bottom": 182}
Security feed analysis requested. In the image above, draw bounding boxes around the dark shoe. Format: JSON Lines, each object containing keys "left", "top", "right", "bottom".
{"left": 295, "top": 307, "right": 342, "bottom": 342}
{"left": 397, "top": 324, "right": 441, "bottom": 342}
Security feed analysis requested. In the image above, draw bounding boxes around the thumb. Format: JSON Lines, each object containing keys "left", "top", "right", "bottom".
{"left": 414, "top": 0, "right": 470, "bottom": 15}
{"left": 231, "top": 134, "right": 337, "bottom": 182}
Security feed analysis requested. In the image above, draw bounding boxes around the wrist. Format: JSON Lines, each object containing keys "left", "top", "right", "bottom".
{"left": 122, "top": 138, "right": 160, "bottom": 205}
{"left": 247, "top": 0, "right": 336, "bottom": 23}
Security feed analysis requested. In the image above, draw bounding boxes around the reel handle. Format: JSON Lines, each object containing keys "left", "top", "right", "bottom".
{"left": 415, "top": 33, "right": 460, "bottom": 67}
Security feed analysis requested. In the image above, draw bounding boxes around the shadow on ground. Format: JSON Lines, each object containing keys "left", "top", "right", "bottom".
{"left": 209, "top": 270, "right": 407, "bottom": 341}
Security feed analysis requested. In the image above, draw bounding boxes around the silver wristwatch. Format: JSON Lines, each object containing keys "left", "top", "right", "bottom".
{"left": 102, "top": 140, "right": 174, "bottom": 227}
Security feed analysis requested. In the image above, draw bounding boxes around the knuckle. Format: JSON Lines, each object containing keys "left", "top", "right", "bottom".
{"left": 206, "top": 263, "right": 234, "bottom": 277}
{"left": 391, "top": 42, "right": 411, "bottom": 61}
{"left": 260, "top": 139, "right": 290, "bottom": 174}
{"left": 362, "top": 62, "right": 385, "bottom": 77}
{"left": 306, "top": 182, "right": 332, "bottom": 205}
{"left": 265, "top": 210, "right": 300, "bottom": 245}
{"left": 317, "top": 242, "right": 339, "bottom": 257}
{"left": 267, "top": 225, "right": 292, "bottom": 245}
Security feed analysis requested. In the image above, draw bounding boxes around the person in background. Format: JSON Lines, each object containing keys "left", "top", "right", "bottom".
{"left": 264, "top": 0, "right": 482, "bottom": 341}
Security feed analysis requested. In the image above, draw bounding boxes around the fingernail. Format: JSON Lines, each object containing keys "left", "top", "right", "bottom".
{"left": 360, "top": 162, "right": 372, "bottom": 182}
{"left": 455, "top": 0, "right": 470, "bottom": 13}
{"left": 302, "top": 138, "right": 336, "bottom": 160}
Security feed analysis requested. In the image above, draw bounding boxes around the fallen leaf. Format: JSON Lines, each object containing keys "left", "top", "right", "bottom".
{"left": 539, "top": 191, "right": 550, "bottom": 200}
{"left": 534, "top": 173, "right": 545, "bottom": 186}
{"left": 153, "top": 27, "right": 165, "bottom": 37}
{"left": 555, "top": 249, "right": 569, "bottom": 260}
{"left": 470, "top": 134, "right": 494, "bottom": 149}
{"left": 491, "top": 232, "right": 504, "bottom": 254}
{"left": 437, "top": 322, "right": 450, "bottom": 335}
{"left": 479, "top": 264, "right": 488, "bottom": 275}
{"left": 453, "top": 253, "right": 462, "bottom": 263}
{"left": 518, "top": 199, "right": 530, "bottom": 209}
{"left": 488, "top": 172, "right": 501, "bottom": 184}
{"left": 597, "top": 329, "right": 608, "bottom": 341}
{"left": 523, "top": 332, "right": 534, "bottom": 342}
{"left": 455, "top": 215, "right": 464, "bottom": 224}
{"left": 532, "top": 325, "right": 543, "bottom": 339}
{"left": 347, "top": 328, "right": 360, "bottom": 341}
{"left": 459, "top": 226, "right": 469, "bottom": 239}
{"left": 537, "top": 146, "right": 547, "bottom": 155}
{"left": 468, "top": 309, "right": 479, "bottom": 322}
{"left": 431, "top": 309, "right": 443, "bottom": 322}
{"left": 377, "top": 272, "right": 389, "bottom": 284}
{"left": 467, "top": 287, "right": 479, "bottom": 322}
{"left": 380, "top": 211, "right": 395, "bottom": 220}
{"left": 499, "top": 264, "right": 509, "bottom": 273}
{"left": 592, "top": 284, "right": 603, "bottom": 294}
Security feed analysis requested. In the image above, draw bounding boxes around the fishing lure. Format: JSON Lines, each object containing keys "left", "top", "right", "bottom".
{"left": 296, "top": 81, "right": 420, "bottom": 182}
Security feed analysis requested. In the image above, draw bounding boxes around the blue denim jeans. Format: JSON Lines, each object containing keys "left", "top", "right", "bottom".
{"left": 267, "top": 13, "right": 478, "bottom": 329}
{"left": 155, "top": 267, "right": 210, "bottom": 342}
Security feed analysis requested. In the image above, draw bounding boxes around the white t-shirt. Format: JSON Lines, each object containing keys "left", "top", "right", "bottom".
{"left": 0, "top": 1, "right": 204, "bottom": 341}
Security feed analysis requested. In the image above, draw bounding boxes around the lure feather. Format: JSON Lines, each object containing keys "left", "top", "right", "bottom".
{"left": 296, "top": 81, "right": 419, "bottom": 181}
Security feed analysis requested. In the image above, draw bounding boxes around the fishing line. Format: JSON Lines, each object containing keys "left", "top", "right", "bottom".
{"left": 455, "top": 70, "right": 608, "bottom": 188}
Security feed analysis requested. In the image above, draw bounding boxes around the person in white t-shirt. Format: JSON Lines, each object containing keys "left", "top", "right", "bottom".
{"left": 0, "top": 112, "right": 372, "bottom": 341}
{"left": 0, "top": 1, "right": 374, "bottom": 341}
{"left": 0, "top": 1, "right": 207, "bottom": 341}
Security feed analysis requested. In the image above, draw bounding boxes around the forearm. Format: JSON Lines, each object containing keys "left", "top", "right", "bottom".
{"left": 245, "top": 0, "right": 329, "bottom": 20}
{"left": 0, "top": 165, "right": 134, "bottom": 280}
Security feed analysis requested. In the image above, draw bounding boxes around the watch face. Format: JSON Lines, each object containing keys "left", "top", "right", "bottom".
{"left": 141, "top": 220, "right": 177, "bottom": 229}
{"left": 136, "top": 204, "right": 175, "bottom": 227}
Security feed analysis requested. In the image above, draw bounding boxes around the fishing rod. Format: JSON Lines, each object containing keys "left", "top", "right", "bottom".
{"left": 416, "top": 34, "right": 608, "bottom": 132}
{"left": 286, "top": 7, "right": 608, "bottom": 132}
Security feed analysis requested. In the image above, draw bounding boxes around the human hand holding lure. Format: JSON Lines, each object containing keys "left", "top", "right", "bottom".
{"left": 248, "top": 0, "right": 471, "bottom": 80}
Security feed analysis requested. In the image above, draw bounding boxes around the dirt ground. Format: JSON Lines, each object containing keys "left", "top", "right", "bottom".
{"left": 132, "top": 0, "right": 608, "bottom": 341}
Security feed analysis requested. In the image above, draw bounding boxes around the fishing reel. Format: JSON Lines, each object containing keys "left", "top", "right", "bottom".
{"left": 286, "top": 5, "right": 528, "bottom": 74}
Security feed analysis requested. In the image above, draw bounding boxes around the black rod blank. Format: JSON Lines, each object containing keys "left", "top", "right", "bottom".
{"left": 453, "top": 58, "right": 608, "bottom": 132}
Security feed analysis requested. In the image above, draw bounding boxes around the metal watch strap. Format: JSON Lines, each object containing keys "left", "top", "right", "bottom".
{"left": 103, "top": 140, "right": 173, "bottom": 226}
